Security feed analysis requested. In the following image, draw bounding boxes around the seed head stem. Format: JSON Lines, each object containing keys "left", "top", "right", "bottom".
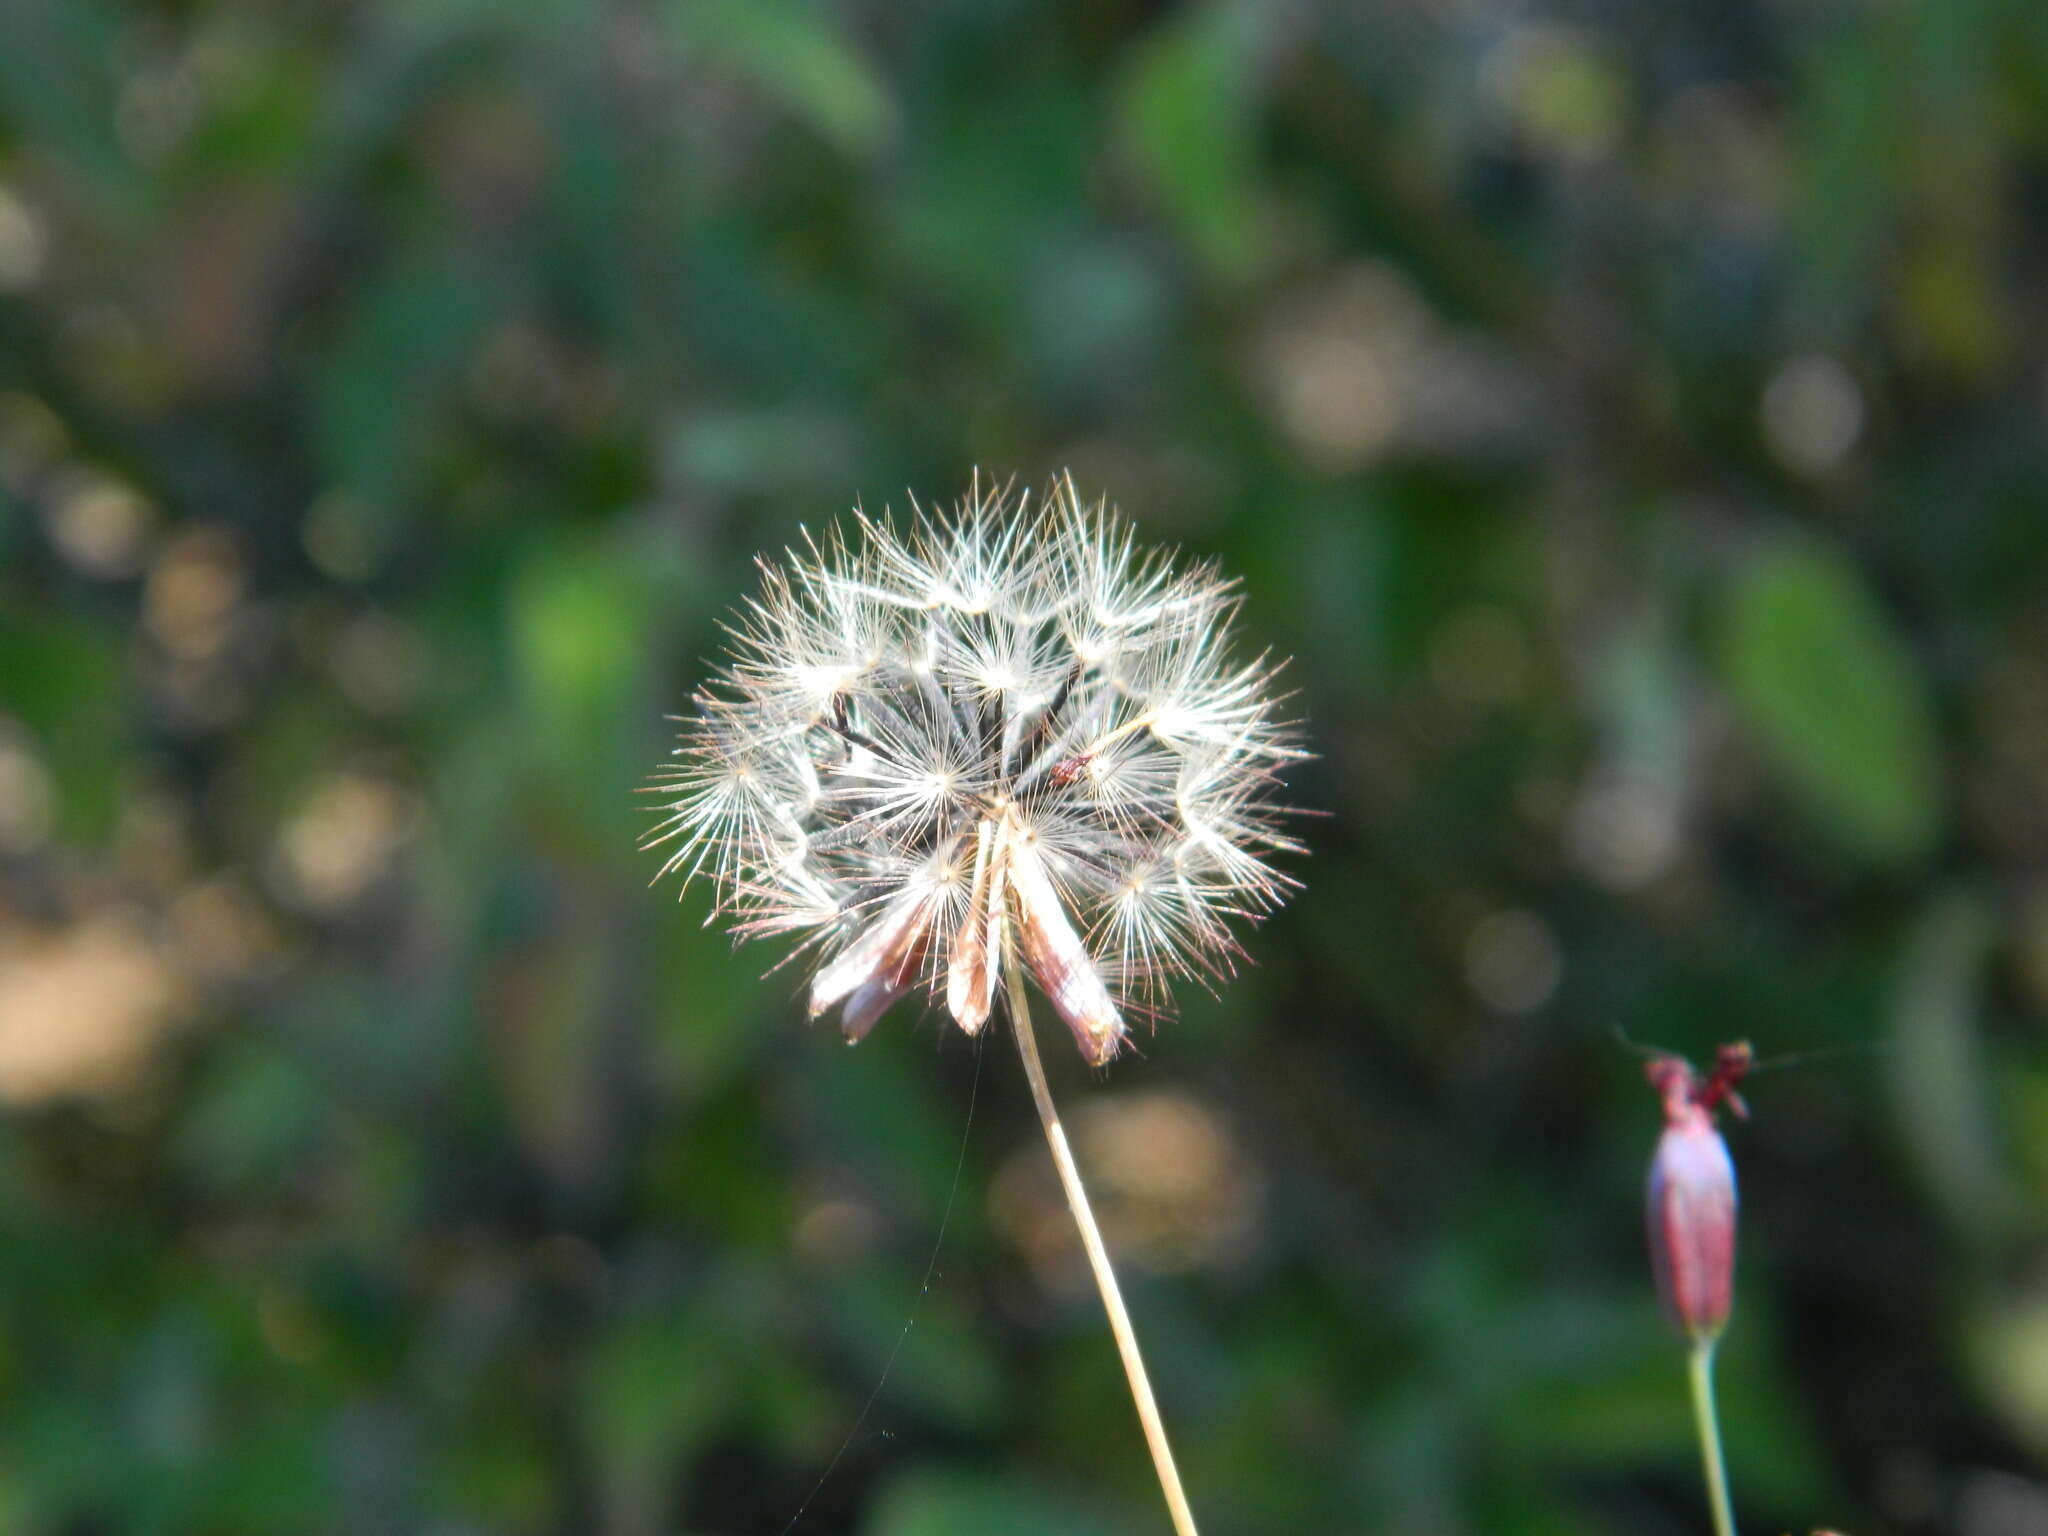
{"left": 1002, "top": 933, "right": 1200, "bottom": 1536}
{"left": 1687, "top": 1340, "right": 1737, "bottom": 1536}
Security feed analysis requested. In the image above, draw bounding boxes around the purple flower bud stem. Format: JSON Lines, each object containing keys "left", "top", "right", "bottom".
{"left": 1688, "top": 1340, "right": 1738, "bottom": 1536}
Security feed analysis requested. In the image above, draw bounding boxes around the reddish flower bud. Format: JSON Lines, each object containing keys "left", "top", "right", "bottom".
{"left": 1643, "top": 1045, "right": 1749, "bottom": 1344}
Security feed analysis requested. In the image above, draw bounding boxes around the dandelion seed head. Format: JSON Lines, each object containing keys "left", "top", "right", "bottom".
{"left": 645, "top": 474, "right": 1306, "bottom": 1062}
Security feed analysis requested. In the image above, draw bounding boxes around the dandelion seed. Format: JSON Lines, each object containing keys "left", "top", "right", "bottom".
{"left": 645, "top": 473, "right": 1305, "bottom": 1061}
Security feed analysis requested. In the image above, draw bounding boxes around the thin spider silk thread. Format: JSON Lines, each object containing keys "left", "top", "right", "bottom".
{"left": 778, "top": 1031, "right": 985, "bottom": 1535}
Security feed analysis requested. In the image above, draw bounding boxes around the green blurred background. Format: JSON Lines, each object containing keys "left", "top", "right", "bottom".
{"left": 1, "top": 0, "right": 2046, "bottom": 1531}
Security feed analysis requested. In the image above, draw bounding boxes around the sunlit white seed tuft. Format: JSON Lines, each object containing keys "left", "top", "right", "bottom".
{"left": 645, "top": 474, "right": 1305, "bottom": 1063}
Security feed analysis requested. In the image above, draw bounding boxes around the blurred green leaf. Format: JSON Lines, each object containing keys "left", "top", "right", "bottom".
{"left": 1795, "top": 29, "right": 1897, "bottom": 313}
{"left": 310, "top": 248, "right": 502, "bottom": 522}
{"left": 1117, "top": 3, "right": 1267, "bottom": 278}
{"left": 0, "top": 0, "right": 132, "bottom": 201}
{"left": 179, "top": 1041, "right": 324, "bottom": 1193}
{"left": 507, "top": 533, "right": 656, "bottom": 840}
{"left": 0, "top": 608, "right": 126, "bottom": 843}
{"left": 1720, "top": 541, "right": 1942, "bottom": 865}
{"left": 510, "top": 543, "right": 635, "bottom": 716}
{"left": 1018, "top": 234, "right": 1169, "bottom": 409}
{"left": 674, "top": 0, "right": 898, "bottom": 160}
{"left": 648, "top": 899, "right": 762, "bottom": 1091}
{"left": 1968, "top": 1283, "right": 2048, "bottom": 1453}
{"left": 665, "top": 405, "right": 867, "bottom": 495}
{"left": 427, "top": 1388, "right": 557, "bottom": 1527}
{"left": 881, "top": 71, "right": 1091, "bottom": 333}
{"left": 863, "top": 1468, "right": 1119, "bottom": 1536}
{"left": 1890, "top": 888, "right": 2018, "bottom": 1242}
{"left": 585, "top": 1310, "right": 727, "bottom": 1472}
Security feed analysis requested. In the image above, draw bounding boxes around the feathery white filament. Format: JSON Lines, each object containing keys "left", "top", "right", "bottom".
{"left": 645, "top": 474, "right": 1304, "bottom": 1062}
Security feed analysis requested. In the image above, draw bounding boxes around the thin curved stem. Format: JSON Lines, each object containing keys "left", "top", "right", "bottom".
{"left": 1687, "top": 1341, "right": 1737, "bottom": 1536}
{"left": 1002, "top": 949, "right": 1199, "bottom": 1536}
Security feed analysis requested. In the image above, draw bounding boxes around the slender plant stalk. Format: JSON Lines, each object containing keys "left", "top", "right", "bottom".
{"left": 1002, "top": 946, "right": 1200, "bottom": 1536}
{"left": 1687, "top": 1341, "right": 1736, "bottom": 1536}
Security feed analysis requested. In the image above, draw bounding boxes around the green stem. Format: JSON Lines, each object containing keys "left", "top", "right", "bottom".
{"left": 1687, "top": 1341, "right": 1737, "bottom": 1536}
{"left": 1002, "top": 944, "right": 1199, "bottom": 1536}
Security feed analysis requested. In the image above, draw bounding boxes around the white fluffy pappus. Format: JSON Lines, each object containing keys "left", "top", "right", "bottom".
{"left": 644, "top": 474, "right": 1305, "bottom": 1064}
